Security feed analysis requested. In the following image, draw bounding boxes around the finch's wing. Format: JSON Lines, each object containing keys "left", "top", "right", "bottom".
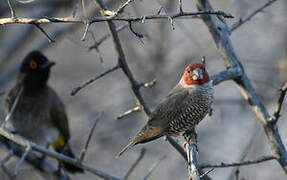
{"left": 148, "top": 85, "right": 189, "bottom": 127}
{"left": 49, "top": 88, "right": 70, "bottom": 141}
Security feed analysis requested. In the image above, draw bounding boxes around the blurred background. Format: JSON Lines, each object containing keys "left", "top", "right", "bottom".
{"left": 0, "top": 0, "right": 286, "bottom": 179}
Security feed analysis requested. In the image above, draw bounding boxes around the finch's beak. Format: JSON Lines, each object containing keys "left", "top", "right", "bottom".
{"left": 41, "top": 61, "right": 55, "bottom": 69}
{"left": 191, "top": 68, "right": 204, "bottom": 81}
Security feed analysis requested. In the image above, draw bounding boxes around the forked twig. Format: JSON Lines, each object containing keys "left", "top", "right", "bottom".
{"left": 80, "top": 112, "right": 103, "bottom": 161}
{"left": 143, "top": 155, "right": 166, "bottom": 180}
{"left": 124, "top": 148, "right": 146, "bottom": 180}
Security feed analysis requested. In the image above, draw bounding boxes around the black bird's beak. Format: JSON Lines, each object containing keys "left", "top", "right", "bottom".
{"left": 41, "top": 61, "right": 55, "bottom": 69}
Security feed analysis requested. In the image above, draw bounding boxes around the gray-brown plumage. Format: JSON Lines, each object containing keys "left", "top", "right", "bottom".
{"left": 117, "top": 63, "right": 214, "bottom": 157}
{"left": 5, "top": 51, "right": 83, "bottom": 173}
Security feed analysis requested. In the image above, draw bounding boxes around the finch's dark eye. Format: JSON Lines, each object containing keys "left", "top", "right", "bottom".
{"left": 30, "top": 60, "right": 38, "bottom": 69}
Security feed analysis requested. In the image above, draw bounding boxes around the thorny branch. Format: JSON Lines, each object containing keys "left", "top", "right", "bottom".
{"left": 229, "top": 0, "right": 278, "bottom": 32}
{"left": 194, "top": 0, "right": 287, "bottom": 174}
{"left": 271, "top": 82, "right": 287, "bottom": 123}
{"left": 200, "top": 156, "right": 276, "bottom": 169}
{"left": 80, "top": 112, "right": 103, "bottom": 162}
{"left": 0, "top": 128, "right": 122, "bottom": 180}
{"left": 0, "top": 10, "right": 233, "bottom": 25}
{"left": 124, "top": 148, "right": 146, "bottom": 180}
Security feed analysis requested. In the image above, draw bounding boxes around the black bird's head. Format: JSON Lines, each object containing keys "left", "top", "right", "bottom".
{"left": 19, "top": 51, "right": 55, "bottom": 88}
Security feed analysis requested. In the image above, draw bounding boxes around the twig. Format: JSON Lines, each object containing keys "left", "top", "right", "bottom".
{"left": 124, "top": 148, "right": 146, "bottom": 180}
{"left": 88, "top": 24, "right": 129, "bottom": 51}
{"left": 138, "top": 79, "right": 156, "bottom": 88}
{"left": 143, "top": 155, "right": 166, "bottom": 180}
{"left": 271, "top": 82, "right": 287, "bottom": 123}
{"left": 229, "top": 0, "right": 278, "bottom": 32}
{"left": 81, "top": 22, "right": 91, "bottom": 41}
{"left": 0, "top": 136, "right": 69, "bottom": 180}
{"left": 94, "top": 0, "right": 152, "bottom": 116}
{"left": 6, "top": 0, "right": 16, "bottom": 18}
{"left": 200, "top": 168, "right": 215, "bottom": 179}
{"left": 34, "top": 24, "right": 55, "bottom": 43}
{"left": 80, "top": 112, "right": 103, "bottom": 161}
{"left": 1, "top": 87, "right": 23, "bottom": 128}
{"left": 166, "top": 135, "right": 187, "bottom": 161}
{"left": 116, "top": 105, "right": 141, "bottom": 120}
{"left": 0, "top": 128, "right": 122, "bottom": 180}
{"left": 115, "top": 0, "right": 135, "bottom": 15}
{"left": 0, "top": 10, "right": 233, "bottom": 25}
{"left": 14, "top": 145, "right": 31, "bottom": 176}
{"left": 200, "top": 156, "right": 276, "bottom": 168}
{"left": 71, "top": 64, "right": 120, "bottom": 96}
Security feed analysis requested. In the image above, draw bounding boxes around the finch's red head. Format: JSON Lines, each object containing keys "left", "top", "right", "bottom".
{"left": 181, "top": 63, "right": 210, "bottom": 85}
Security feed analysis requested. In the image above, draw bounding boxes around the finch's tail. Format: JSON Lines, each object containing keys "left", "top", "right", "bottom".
{"left": 116, "top": 140, "right": 137, "bottom": 158}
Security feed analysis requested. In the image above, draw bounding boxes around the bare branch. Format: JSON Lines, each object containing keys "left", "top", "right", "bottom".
{"left": 81, "top": 22, "right": 91, "bottom": 41}
{"left": 143, "top": 155, "right": 166, "bottom": 180}
{"left": 71, "top": 64, "right": 120, "bottom": 96}
{"left": 194, "top": 0, "right": 287, "bottom": 174}
{"left": 88, "top": 24, "right": 129, "bottom": 51}
{"left": 115, "top": 0, "right": 135, "bottom": 15}
{"left": 271, "top": 82, "right": 287, "bottom": 123}
{"left": 0, "top": 136, "right": 69, "bottom": 180}
{"left": 166, "top": 135, "right": 187, "bottom": 161}
{"left": 94, "top": 0, "right": 152, "bottom": 116}
{"left": 6, "top": 0, "right": 16, "bottom": 18}
{"left": 230, "top": 0, "right": 278, "bottom": 32}
{"left": 200, "top": 168, "right": 214, "bottom": 179}
{"left": 0, "top": 10, "right": 233, "bottom": 25}
{"left": 116, "top": 105, "right": 141, "bottom": 120}
{"left": 80, "top": 112, "right": 103, "bottom": 161}
{"left": 1, "top": 87, "right": 23, "bottom": 128}
{"left": 124, "top": 148, "right": 146, "bottom": 180}
{"left": 0, "top": 128, "right": 122, "bottom": 180}
{"left": 34, "top": 24, "right": 55, "bottom": 43}
{"left": 200, "top": 156, "right": 276, "bottom": 168}
{"left": 14, "top": 145, "right": 31, "bottom": 176}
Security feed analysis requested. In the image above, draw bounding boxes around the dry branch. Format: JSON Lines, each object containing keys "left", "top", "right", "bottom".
{"left": 200, "top": 156, "right": 276, "bottom": 168}
{"left": 194, "top": 0, "right": 287, "bottom": 174}
{"left": 0, "top": 128, "right": 122, "bottom": 180}
{"left": 124, "top": 148, "right": 146, "bottom": 180}
{"left": 0, "top": 10, "right": 233, "bottom": 25}
{"left": 229, "top": 0, "right": 278, "bottom": 32}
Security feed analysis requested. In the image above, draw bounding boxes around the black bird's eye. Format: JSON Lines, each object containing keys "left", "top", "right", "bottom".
{"left": 30, "top": 60, "right": 38, "bottom": 69}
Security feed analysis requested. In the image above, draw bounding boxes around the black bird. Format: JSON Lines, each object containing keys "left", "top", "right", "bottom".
{"left": 5, "top": 51, "right": 84, "bottom": 173}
